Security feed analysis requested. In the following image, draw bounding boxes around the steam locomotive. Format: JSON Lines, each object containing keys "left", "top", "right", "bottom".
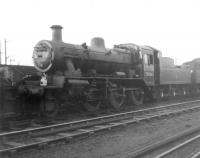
{"left": 2, "top": 25, "right": 200, "bottom": 118}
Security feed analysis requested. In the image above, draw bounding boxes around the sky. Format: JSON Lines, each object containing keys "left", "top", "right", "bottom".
{"left": 0, "top": 0, "right": 200, "bottom": 65}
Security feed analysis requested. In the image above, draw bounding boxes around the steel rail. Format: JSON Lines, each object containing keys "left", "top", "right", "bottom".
{"left": 155, "top": 134, "right": 200, "bottom": 158}
{"left": 190, "top": 151, "right": 200, "bottom": 158}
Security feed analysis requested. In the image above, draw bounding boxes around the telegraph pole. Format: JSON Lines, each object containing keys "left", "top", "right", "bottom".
{"left": 4, "top": 39, "right": 7, "bottom": 65}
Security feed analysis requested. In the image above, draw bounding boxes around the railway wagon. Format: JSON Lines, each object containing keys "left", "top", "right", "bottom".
{"left": 183, "top": 58, "right": 200, "bottom": 83}
{"left": 0, "top": 65, "right": 37, "bottom": 118}
{"left": 182, "top": 58, "right": 200, "bottom": 93}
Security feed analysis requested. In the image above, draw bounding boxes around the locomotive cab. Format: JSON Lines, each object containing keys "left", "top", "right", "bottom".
{"left": 140, "top": 46, "right": 161, "bottom": 86}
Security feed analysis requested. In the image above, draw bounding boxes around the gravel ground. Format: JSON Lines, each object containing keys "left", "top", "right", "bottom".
{"left": 9, "top": 105, "right": 200, "bottom": 158}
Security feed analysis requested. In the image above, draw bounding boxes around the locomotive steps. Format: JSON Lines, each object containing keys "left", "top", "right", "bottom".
{"left": 1, "top": 99, "right": 200, "bottom": 156}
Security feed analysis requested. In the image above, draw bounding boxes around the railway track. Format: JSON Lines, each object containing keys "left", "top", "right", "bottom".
{"left": 1, "top": 99, "right": 200, "bottom": 156}
{"left": 124, "top": 120, "right": 200, "bottom": 158}
{"left": 1, "top": 97, "right": 198, "bottom": 132}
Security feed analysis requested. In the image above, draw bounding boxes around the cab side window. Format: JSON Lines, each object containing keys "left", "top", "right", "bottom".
{"left": 144, "top": 54, "right": 153, "bottom": 65}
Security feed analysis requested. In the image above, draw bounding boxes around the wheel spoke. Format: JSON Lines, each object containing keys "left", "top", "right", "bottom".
{"left": 128, "top": 89, "right": 144, "bottom": 106}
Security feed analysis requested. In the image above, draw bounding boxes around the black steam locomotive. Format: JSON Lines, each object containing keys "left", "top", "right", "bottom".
{"left": 2, "top": 25, "right": 200, "bottom": 118}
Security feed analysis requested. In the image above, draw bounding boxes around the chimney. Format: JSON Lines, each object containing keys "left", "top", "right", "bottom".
{"left": 50, "top": 25, "right": 63, "bottom": 42}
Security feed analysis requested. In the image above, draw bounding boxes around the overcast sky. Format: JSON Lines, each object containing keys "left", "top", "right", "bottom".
{"left": 0, "top": 0, "right": 200, "bottom": 65}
